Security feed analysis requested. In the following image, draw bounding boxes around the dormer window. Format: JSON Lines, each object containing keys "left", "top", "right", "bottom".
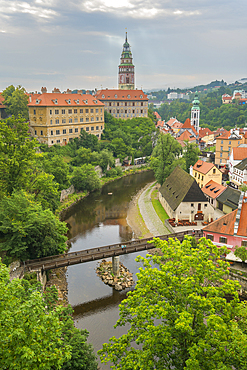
{"left": 127, "top": 94, "right": 131, "bottom": 99}
{"left": 36, "top": 99, "right": 40, "bottom": 104}
{"left": 140, "top": 95, "right": 143, "bottom": 98}
{"left": 65, "top": 99, "right": 71, "bottom": 104}
{"left": 114, "top": 94, "right": 118, "bottom": 98}
{"left": 102, "top": 94, "right": 105, "bottom": 98}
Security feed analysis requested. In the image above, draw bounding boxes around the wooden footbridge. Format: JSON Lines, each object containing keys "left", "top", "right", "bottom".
{"left": 23, "top": 230, "right": 203, "bottom": 272}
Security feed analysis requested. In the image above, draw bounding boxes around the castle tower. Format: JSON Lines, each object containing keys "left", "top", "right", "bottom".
{"left": 118, "top": 32, "right": 135, "bottom": 90}
{"left": 191, "top": 91, "right": 200, "bottom": 133}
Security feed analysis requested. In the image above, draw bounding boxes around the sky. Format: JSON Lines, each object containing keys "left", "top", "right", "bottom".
{"left": 0, "top": 0, "right": 246, "bottom": 93}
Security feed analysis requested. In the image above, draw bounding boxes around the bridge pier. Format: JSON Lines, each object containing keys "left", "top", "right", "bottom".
{"left": 112, "top": 256, "right": 120, "bottom": 277}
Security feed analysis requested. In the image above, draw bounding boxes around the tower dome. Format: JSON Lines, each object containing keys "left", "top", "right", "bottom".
{"left": 118, "top": 32, "right": 135, "bottom": 90}
{"left": 191, "top": 91, "right": 200, "bottom": 132}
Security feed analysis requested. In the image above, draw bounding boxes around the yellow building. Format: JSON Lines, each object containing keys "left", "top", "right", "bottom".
{"left": 28, "top": 91, "right": 104, "bottom": 146}
{"left": 215, "top": 130, "right": 244, "bottom": 166}
{"left": 199, "top": 127, "right": 214, "bottom": 145}
{"left": 95, "top": 89, "right": 148, "bottom": 120}
{"left": 193, "top": 160, "right": 222, "bottom": 188}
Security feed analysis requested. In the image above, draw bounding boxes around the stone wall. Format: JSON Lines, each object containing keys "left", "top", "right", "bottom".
{"left": 60, "top": 185, "right": 75, "bottom": 202}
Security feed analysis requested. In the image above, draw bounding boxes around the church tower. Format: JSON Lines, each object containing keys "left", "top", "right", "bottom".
{"left": 118, "top": 32, "right": 135, "bottom": 90}
{"left": 191, "top": 91, "right": 200, "bottom": 132}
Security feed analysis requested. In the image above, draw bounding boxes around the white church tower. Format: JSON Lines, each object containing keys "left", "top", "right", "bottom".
{"left": 191, "top": 91, "right": 200, "bottom": 133}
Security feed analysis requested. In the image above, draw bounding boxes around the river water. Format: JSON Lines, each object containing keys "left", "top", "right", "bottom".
{"left": 63, "top": 171, "right": 155, "bottom": 369}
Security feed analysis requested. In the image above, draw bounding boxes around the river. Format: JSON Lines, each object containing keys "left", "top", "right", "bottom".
{"left": 63, "top": 170, "right": 155, "bottom": 369}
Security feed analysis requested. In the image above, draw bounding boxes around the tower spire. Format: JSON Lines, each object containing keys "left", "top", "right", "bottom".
{"left": 118, "top": 32, "right": 135, "bottom": 90}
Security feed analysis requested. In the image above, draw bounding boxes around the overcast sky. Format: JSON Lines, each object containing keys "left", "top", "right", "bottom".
{"left": 0, "top": 0, "right": 246, "bottom": 92}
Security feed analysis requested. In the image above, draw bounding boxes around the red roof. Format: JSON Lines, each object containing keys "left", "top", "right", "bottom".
{"left": 182, "top": 118, "right": 198, "bottom": 136}
{"left": 232, "top": 147, "right": 247, "bottom": 160}
{"left": 177, "top": 131, "right": 196, "bottom": 141}
{"left": 199, "top": 127, "right": 213, "bottom": 138}
{"left": 203, "top": 198, "right": 247, "bottom": 237}
{"left": 95, "top": 89, "right": 148, "bottom": 101}
{"left": 28, "top": 93, "right": 104, "bottom": 107}
{"left": 156, "top": 120, "right": 164, "bottom": 127}
{"left": 173, "top": 122, "right": 183, "bottom": 129}
{"left": 201, "top": 180, "right": 226, "bottom": 199}
{"left": 153, "top": 111, "right": 161, "bottom": 120}
{"left": 193, "top": 159, "right": 215, "bottom": 174}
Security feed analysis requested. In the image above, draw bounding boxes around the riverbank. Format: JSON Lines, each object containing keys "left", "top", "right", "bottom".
{"left": 58, "top": 165, "right": 151, "bottom": 220}
{"left": 127, "top": 181, "right": 170, "bottom": 239}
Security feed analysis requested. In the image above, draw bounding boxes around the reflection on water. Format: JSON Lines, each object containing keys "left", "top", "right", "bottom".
{"left": 64, "top": 171, "right": 154, "bottom": 369}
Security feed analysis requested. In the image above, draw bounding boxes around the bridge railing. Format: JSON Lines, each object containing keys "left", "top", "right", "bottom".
{"left": 22, "top": 230, "right": 203, "bottom": 268}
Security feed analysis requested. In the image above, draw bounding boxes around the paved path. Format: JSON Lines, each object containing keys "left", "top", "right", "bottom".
{"left": 138, "top": 182, "right": 170, "bottom": 236}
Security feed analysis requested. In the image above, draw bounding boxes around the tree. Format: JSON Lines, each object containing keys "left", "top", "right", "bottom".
{"left": 0, "top": 117, "right": 38, "bottom": 197}
{"left": 150, "top": 133, "right": 182, "bottom": 185}
{"left": 0, "top": 261, "right": 71, "bottom": 369}
{"left": 99, "top": 236, "right": 247, "bottom": 370}
{"left": 234, "top": 246, "right": 247, "bottom": 266}
{"left": 76, "top": 130, "right": 100, "bottom": 152}
{"left": 71, "top": 164, "right": 101, "bottom": 192}
{"left": 41, "top": 154, "right": 71, "bottom": 190}
{"left": 0, "top": 262, "right": 98, "bottom": 370}
{"left": 183, "top": 142, "right": 200, "bottom": 173}
{"left": 2, "top": 85, "right": 29, "bottom": 119}
{"left": 0, "top": 190, "right": 67, "bottom": 261}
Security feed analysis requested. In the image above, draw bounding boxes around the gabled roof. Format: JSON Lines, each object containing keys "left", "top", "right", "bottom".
{"left": 173, "top": 122, "right": 183, "bottom": 129}
{"left": 28, "top": 93, "right": 104, "bottom": 107}
{"left": 199, "top": 127, "right": 213, "bottom": 138}
{"left": 201, "top": 180, "right": 226, "bottom": 199}
{"left": 159, "top": 166, "right": 208, "bottom": 211}
{"left": 183, "top": 118, "right": 192, "bottom": 129}
{"left": 156, "top": 120, "right": 164, "bottom": 127}
{"left": 95, "top": 89, "right": 148, "bottom": 101}
{"left": 193, "top": 159, "right": 215, "bottom": 174}
{"left": 232, "top": 147, "right": 247, "bottom": 161}
{"left": 177, "top": 131, "right": 196, "bottom": 142}
{"left": 234, "top": 157, "right": 247, "bottom": 171}
{"left": 203, "top": 198, "right": 247, "bottom": 237}
{"left": 153, "top": 111, "right": 161, "bottom": 120}
{"left": 216, "top": 187, "right": 241, "bottom": 210}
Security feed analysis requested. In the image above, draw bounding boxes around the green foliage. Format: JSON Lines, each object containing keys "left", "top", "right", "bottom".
{"left": 0, "top": 117, "right": 38, "bottom": 197}
{"left": 0, "top": 260, "right": 72, "bottom": 369}
{"left": 75, "top": 130, "right": 100, "bottom": 152}
{"left": 71, "top": 164, "right": 101, "bottom": 192}
{"left": 41, "top": 154, "right": 70, "bottom": 190}
{"left": 105, "top": 166, "right": 123, "bottom": 178}
{"left": 99, "top": 237, "right": 247, "bottom": 370}
{"left": 2, "top": 85, "right": 29, "bottom": 119}
{"left": 234, "top": 246, "right": 247, "bottom": 264}
{"left": 150, "top": 133, "right": 182, "bottom": 185}
{"left": 0, "top": 190, "right": 67, "bottom": 261}
{"left": 183, "top": 142, "right": 201, "bottom": 173}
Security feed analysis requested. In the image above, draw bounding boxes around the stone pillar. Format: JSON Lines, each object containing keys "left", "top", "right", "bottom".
{"left": 112, "top": 256, "right": 120, "bottom": 277}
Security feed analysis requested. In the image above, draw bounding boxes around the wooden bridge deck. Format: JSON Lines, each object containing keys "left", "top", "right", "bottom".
{"left": 23, "top": 230, "right": 203, "bottom": 271}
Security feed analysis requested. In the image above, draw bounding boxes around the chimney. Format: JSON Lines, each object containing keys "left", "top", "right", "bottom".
{"left": 52, "top": 88, "right": 61, "bottom": 93}
{"left": 29, "top": 94, "right": 32, "bottom": 103}
{"left": 77, "top": 90, "right": 82, "bottom": 95}
{"left": 66, "top": 89, "right": 72, "bottom": 94}
{"left": 41, "top": 87, "right": 47, "bottom": 94}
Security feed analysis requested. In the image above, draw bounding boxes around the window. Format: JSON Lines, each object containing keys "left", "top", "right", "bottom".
{"left": 80, "top": 128, "right": 83, "bottom": 132}
{"left": 242, "top": 240, "right": 247, "bottom": 247}
{"left": 62, "top": 109, "right": 65, "bottom": 114}
{"left": 221, "top": 146, "right": 223, "bottom": 151}
{"left": 96, "top": 116, "right": 99, "bottom": 121}
{"left": 141, "top": 110, "right": 143, "bottom": 113}
{"left": 85, "top": 109, "right": 89, "bottom": 113}
{"left": 101, "top": 108, "right": 102, "bottom": 112}
{"left": 194, "top": 173, "right": 197, "bottom": 178}
{"left": 109, "top": 110, "right": 112, "bottom": 113}
{"left": 198, "top": 174, "right": 200, "bottom": 179}
{"left": 86, "top": 117, "right": 89, "bottom": 122}
{"left": 229, "top": 140, "right": 231, "bottom": 145}
{"left": 40, "top": 130, "right": 43, "bottom": 136}
{"left": 35, "top": 130, "right": 37, "bottom": 135}
{"left": 96, "top": 126, "right": 99, "bottom": 130}
{"left": 50, "top": 110, "right": 52, "bottom": 115}
{"left": 221, "top": 140, "right": 223, "bottom": 144}
{"left": 191, "top": 203, "right": 194, "bottom": 207}
{"left": 125, "top": 110, "right": 127, "bottom": 113}
{"left": 69, "top": 118, "right": 72, "bottom": 123}
{"left": 206, "top": 234, "right": 214, "bottom": 241}
{"left": 220, "top": 153, "right": 222, "bottom": 158}
{"left": 204, "top": 204, "right": 207, "bottom": 207}
{"left": 51, "top": 140, "right": 54, "bottom": 144}
{"left": 141, "top": 102, "right": 143, "bottom": 106}
{"left": 55, "top": 109, "right": 59, "bottom": 114}
{"left": 96, "top": 108, "right": 98, "bottom": 113}
{"left": 62, "top": 119, "right": 66, "bottom": 124}
{"left": 90, "top": 109, "right": 93, "bottom": 113}
{"left": 91, "top": 126, "right": 94, "bottom": 131}
{"left": 125, "top": 102, "right": 127, "bottom": 106}
{"left": 202, "top": 176, "right": 204, "bottom": 181}
{"left": 219, "top": 236, "right": 227, "bottom": 244}
{"left": 56, "top": 130, "right": 60, "bottom": 135}
{"left": 75, "top": 128, "right": 78, "bottom": 133}
{"left": 86, "top": 127, "right": 89, "bottom": 131}
{"left": 74, "top": 118, "right": 78, "bottom": 123}
{"left": 50, "top": 119, "right": 52, "bottom": 125}
{"left": 55, "top": 119, "right": 59, "bottom": 124}
{"left": 80, "top": 117, "right": 83, "bottom": 122}
{"left": 56, "top": 140, "right": 60, "bottom": 143}
{"left": 68, "top": 109, "right": 72, "bottom": 114}
{"left": 91, "top": 117, "right": 94, "bottom": 121}
{"left": 74, "top": 109, "right": 77, "bottom": 113}
{"left": 63, "top": 129, "right": 66, "bottom": 134}
{"left": 51, "top": 130, "right": 53, "bottom": 135}
{"left": 80, "top": 109, "right": 83, "bottom": 113}
{"left": 213, "top": 168, "right": 216, "bottom": 174}
{"left": 33, "top": 109, "right": 36, "bottom": 115}
{"left": 69, "top": 128, "right": 73, "bottom": 133}
{"left": 228, "top": 147, "right": 231, "bottom": 152}
{"left": 220, "top": 159, "right": 222, "bottom": 164}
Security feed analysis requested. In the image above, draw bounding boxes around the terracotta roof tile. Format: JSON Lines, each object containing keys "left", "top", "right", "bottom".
{"left": 201, "top": 180, "right": 226, "bottom": 199}
{"left": 232, "top": 147, "right": 247, "bottom": 160}
{"left": 203, "top": 210, "right": 237, "bottom": 235}
{"left": 28, "top": 93, "right": 104, "bottom": 107}
{"left": 154, "top": 111, "right": 161, "bottom": 120}
{"left": 193, "top": 159, "right": 215, "bottom": 174}
{"left": 199, "top": 127, "right": 213, "bottom": 138}
{"left": 177, "top": 131, "right": 196, "bottom": 141}
{"left": 237, "top": 199, "right": 247, "bottom": 236}
{"left": 95, "top": 89, "right": 148, "bottom": 101}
